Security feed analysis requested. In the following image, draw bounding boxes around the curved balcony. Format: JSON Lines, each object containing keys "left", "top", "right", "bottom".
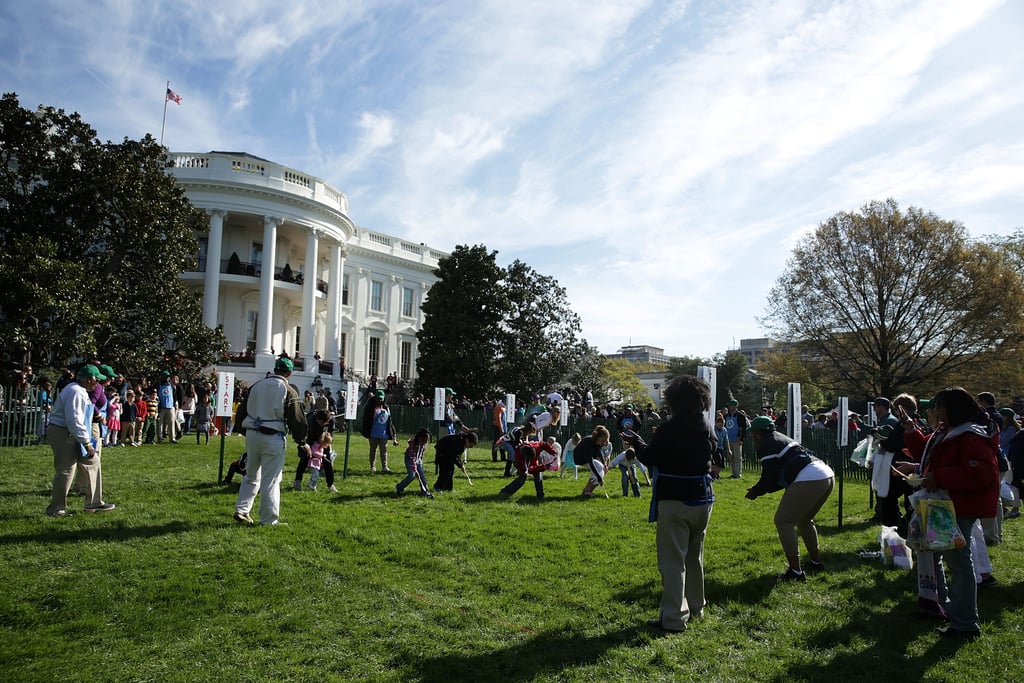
{"left": 169, "top": 151, "right": 349, "bottom": 216}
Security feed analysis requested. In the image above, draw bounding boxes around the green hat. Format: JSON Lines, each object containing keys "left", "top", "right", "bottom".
{"left": 275, "top": 357, "right": 294, "bottom": 373}
{"left": 101, "top": 365, "right": 116, "bottom": 379}
{"left": 727, "top": 399, "right": 739, "bottom": 406}
{"left": 999, "top": 407, "right": 1016, "bottom": 417}
{"left": 161, "top": 370, "right": 171, "bottom": 377}
{"left": 749, "top": 415, "right": 775, "bottom": 432}
{"left": 76, "top": 364, "right": 103, "bottom": 380}
{"left": 918, "top": 399, "right": 932, "bottom": 411}
{"left": 445, "top": 387, "right": 455, "bottom": 395}
{"left": 375, "top": 389, "right": 386, "bottom": 399}
{"left": 625, "top": 404, "right": 634, "bottom": 410}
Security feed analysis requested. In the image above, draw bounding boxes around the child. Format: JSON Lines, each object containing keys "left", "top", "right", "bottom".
{"left": 713, "top": 415, "right": 731, "bottom": 481}
{"left": 609, "top": 447, "right": 642, "bottom": 497}
{"left": 499, "top": 440, "right": 559, "bottom": 500}
{"left": 396, "top": 428, "right": 433, "bottom": 498}
{"left": 105, "top": 393, "right": 121, "bottom": 447}
{"left": 559, "top": 433, "right": 582, "bottom": 479}
{"left": 544, "top": 436, "right": 562, "bottom": 472}
{"left": 223, "top": 452, "right": 248, "bottom": 485}
{"left": 307, "top": 432, "right": 332, "bottom": 490}
{"left": 194, "top": 394, "right": 212, "bottom": 445}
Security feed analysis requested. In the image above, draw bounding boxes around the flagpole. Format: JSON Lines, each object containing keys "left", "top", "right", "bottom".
{"left": 160, "top": 80, "right": 170, "bottom": 147}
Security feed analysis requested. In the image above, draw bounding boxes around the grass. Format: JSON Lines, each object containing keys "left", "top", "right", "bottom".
{"left": 1, "top": 432, "right": 1022, "bottom": 682}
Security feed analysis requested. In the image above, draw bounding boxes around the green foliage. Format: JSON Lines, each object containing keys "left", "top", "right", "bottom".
{"left": 762, "top": 199, "right": 1024, "bottom": 398}
{"left": 417, "top": 247, "right": 592, "bottom": 399}
{"left": 416, "top": 245, "right": 506, "bottom": 398}
{"left": 494, "top": 260, "right": 587, "bottom": 397}
{"left": 600, "top": 358, "right": 650, "bottom": 406}
{"left": 665, "top": 352, "right": 757, "bottom": 409}
{"left": 1, "top": 440, "right": 1020, "bottom": 681}
{"left": 0, "top": 93, "right": 227, "bottom": 375}
{"left": 563, "top": 344, "right": 607, "bottom": 403}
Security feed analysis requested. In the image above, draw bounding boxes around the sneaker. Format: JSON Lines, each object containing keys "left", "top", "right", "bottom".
{"left": 84, "top": 503, "right": 116, "bottom": 513}
{"left": 293, "top": 481, "right": 302, "bottom": 491}
{"left": 382, "top": 467, "right": 394, "bottom": 474}
{"left": 1007, "top": 509, "right": 1021, "bottom": 518}
{"left": 805, "top": 560, "right": 826, "bottom": 573}
{"left": 370, "top": 466, "right": 377, "bottom": 473}
{"left": 779, "top": 568, "right": 806, "bottom": 582}
{"left": 46, "top": 510, "right": 71, "bottom": 517}
{"left": 939, "top": 625, "right": 980, "bottom": 641}
{"left": 979, "top": 575, "right": 998, "bottom": 587}
{"left": 233, "top": 511, "right": 254, "bottom": 526}
{"left": 328, "top": 485, "right": 338, "bottom": 493}
{"left": 646, "top": 617, "right": 686, "bottom": 633}
{"left": 306, "top": 481, "right": 317, "bottom": 491}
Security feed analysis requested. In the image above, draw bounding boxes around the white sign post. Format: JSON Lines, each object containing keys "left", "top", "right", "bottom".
{"left": 342, "top": 380, "right": 360, "bottom": 479}
{"left": 215, "top": 372, "right": 235, "bottom": 483}
{"left": 696, "top": 366, "right": 717, "bottom": 425}
{"left": 787, "top": 383, "right": 802, "bottom": 442}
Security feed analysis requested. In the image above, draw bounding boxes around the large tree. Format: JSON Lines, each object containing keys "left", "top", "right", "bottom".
{"left": 762, "top": 199, "right": 1024, "bottom": 398}
{"left": 0, "top": 93, "right": 226, "bottom": 376}
{"left": 494, "top": 259, "right": 587, "bottom": 397}
{"left": 415, "top": 244, "right": 505, "bottom": 398}
{"left": 665, "top": 352, "right": 756, "bottom": 410}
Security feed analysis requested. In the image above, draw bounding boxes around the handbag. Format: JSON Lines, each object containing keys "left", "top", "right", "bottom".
{"left": 905, "top": 489, "right": 967, "bottom": 551}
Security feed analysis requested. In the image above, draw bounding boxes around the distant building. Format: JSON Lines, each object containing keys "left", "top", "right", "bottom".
{"left": 737, "top": 337, "right": 787, "bottom": 368}
{"left": 636, "top": 371, "right": 666, "bottom": 408}
{"left": 605, "top": 345, "right": 671, "bottom": 367}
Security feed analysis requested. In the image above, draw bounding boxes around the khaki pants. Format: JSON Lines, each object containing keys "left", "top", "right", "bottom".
{"left": 47, "top": 424, "right": 103, "bottom": 514}
{"left": 655, "top": 500, "right": 713, "bottom": 631}
{"left": 775, "top": 477, "right": 834, "bottom": 560}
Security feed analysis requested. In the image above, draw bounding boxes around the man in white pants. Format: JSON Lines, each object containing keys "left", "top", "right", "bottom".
{"left": 233, "top": 357, "right": 307, "bottom": 526}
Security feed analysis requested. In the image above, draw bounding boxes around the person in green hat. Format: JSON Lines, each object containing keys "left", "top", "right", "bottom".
{"left": 744, "top": 415, "right": 835, "bottom": 582}
{"left": 361, "top": 388, "right": 398, "bottom": 473}
{"left": 723, "top": 399, "right": 748, "bottom": 478}
{"left": 45, "top": 364, "right": 116, "bottom": 516}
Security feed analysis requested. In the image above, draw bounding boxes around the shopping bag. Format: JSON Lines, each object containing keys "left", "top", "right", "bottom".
{"left": 907, "top": 489, "right": 966, "bottom": 551}
{"left": 850, "top": 436, "right": 872, "bottom": 468}
{"left": 870, "top": 450, "right": 894, "bottom": 497}
{"left": 879, "top": 525, "right": 913, "bottom": 569}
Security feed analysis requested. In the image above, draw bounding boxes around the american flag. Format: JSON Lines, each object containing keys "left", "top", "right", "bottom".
{"left": 166, "top": 88, "right": 182, "bottom": 105}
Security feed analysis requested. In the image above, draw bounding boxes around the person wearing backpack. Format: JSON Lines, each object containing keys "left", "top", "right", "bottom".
{"left": 745, "top": 415, "right": 835, "bottom": 582}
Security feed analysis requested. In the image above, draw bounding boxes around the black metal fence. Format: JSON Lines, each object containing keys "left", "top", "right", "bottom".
{"left": 1, "top": 384, "right": 49, "bottom": 447}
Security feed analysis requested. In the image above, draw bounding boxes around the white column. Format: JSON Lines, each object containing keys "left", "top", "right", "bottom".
{"left": 202, "top": 209, "right": 226, "bottom": 329}
{"left": 301, "top": 229, "right": 319, "bottom": 365}
{"left": 388, "top": 275, "right": 401, "bottom": 374}
{"left": 325, "top": 243, "right": 345, "bottom": 377}
{"left": 256, "top": 216, "right": 282, "bottom": 361}
{"left": 352, "top": 267, "right": 368, "bottom": 375}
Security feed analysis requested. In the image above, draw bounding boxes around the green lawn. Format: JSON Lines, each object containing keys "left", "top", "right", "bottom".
{"left": 1, "top": 433, "right": 1021, "bottom": 682}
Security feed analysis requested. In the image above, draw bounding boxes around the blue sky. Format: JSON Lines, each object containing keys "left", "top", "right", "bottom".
{"left": 3, "top": 1, "right": 1023, "bottom": 359}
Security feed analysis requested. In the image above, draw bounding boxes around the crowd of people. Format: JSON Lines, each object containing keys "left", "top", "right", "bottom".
{"left": 28, "top": 357, "right": 1017, "bottom": 641}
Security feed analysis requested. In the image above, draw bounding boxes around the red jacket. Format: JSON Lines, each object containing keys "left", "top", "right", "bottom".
{"left": 515, "top": 441, "right": 558, "bottom": 475}
{"left": 904, "top": 423, "right": 1000, "bottom": 519}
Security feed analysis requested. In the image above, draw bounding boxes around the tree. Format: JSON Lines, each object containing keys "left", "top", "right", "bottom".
{"left": 494, "top": 259, "right": 587, "bottom": 397}
{"left": 0, "top": 93, "right": 226, "bottom": 375}
{"left": 415, "top": 244, "right": 505, "bottom": 399}
{"left": 563, "top": 344, "right": 607, "bottom": 404}
{"left": 600, "top": 358, "right": 650, "bottom": 407}
{"left": 762, "top": 199, "right": 1024, "bottom": 398}
{"left": 664, "top": 352, "right": 755, "bottom": 410}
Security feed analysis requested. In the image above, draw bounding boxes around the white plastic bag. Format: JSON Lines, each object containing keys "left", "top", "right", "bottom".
{"left": 850, "top": 436, "right": 872, "bottom": 468}
{"left": 879, "top": 525, "right": 913, "bottom": 569}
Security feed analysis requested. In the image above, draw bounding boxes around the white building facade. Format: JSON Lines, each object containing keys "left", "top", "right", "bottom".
{"left": 169, "top": 151, "right": 445, "bottom": 391}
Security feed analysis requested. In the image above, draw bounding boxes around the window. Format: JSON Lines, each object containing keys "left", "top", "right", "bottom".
{"left": 368, "top": 336, "right": 381, "bottom": 377}
{"left": 198, "top": 236, "right": 208, "bottom": 272}
{"left": 342, "top": 273, "right": 349, "bottom": 306}
{"left": 251, "top": 242, "right": 263, "bottom": 265}
{"left": 294, "top": 326, "right": 301, "bottom": 355}
{"left": 245, "top": 311, "right": 258, "bottom": 353}
{"left": 371, "top": 280, "right": 383, "bottom": 312}
{"left": 339, "top": 333, "right": 347, "bottom": 363}
{"left": 400, "top": 341, "right": 412, "bottom": 380}
{"left": 402, "top": 287, "right": 414, "bottom": 317}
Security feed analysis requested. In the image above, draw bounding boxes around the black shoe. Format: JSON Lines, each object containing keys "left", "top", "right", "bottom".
{"left": 940, "top": 626, "right": 980, "bottom": 641}
{"left": 646, "top": 617, "right": 685, "bottom": 633}
{"left": 979, "top": 575, "right": 998, "bottom": 587}
{"left": 779, "top": 568, "right": 806, "bottom": 582}
{"left": 805, "top": 560, "right": 825, "bottom": 573}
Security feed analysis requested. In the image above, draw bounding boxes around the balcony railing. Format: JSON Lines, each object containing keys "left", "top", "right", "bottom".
{"left": 195, "top": 258, "right": 327, "bottom": 294}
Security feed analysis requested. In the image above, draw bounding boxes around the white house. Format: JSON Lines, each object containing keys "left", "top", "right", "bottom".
{"left": 169, "top": 151, "right": 446, "bottom": 391}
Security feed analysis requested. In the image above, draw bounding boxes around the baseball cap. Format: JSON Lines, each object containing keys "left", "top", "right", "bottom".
{"left": 76, "top": 364, "right": 103, "bottom": 380}
{"left": 275, "top": 357, "right": 294, "bottom": 373}
{"left": 375, "top": 389, "right": 386, "bottom": 399}
{"left": 727, "top": 399, "right": 738, "bottom": 406}
{"left": 873, "top": 397, "right": 891, "bottom": 408}
{"left": 749, "top": 415, "right": 775, "bottom": 432}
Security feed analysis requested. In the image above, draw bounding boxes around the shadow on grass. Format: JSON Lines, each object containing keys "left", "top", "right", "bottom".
{"left": 0, "top": 520, "right": 197, "bottom": 545}
{"left": 408, "top": 624, "right": 647, "bottom": 683}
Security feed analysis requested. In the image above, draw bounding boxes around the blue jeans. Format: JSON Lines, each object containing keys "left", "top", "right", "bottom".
{"left": 619, "top": 463, "right": 641, "bottom": 497}
{"left": 939, "top": 516, "right": 979, "bottom": 633}
{"left": 396, "top": 456, "right": 429, "bottom": 494}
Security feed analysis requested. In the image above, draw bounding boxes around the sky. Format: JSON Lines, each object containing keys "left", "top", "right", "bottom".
{"left": 3, "top": 0, "right": 1023, "bottom": 359}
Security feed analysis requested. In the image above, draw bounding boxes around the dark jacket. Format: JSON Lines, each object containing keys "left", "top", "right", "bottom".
{"left": 746, "top": 431, "right": 819, "bottom": 498}
{"left": 634, "top": 415, "right": 717, "bottom": 504}
{"left": 572, "top": 435, "right": 602, "bottom": 466}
